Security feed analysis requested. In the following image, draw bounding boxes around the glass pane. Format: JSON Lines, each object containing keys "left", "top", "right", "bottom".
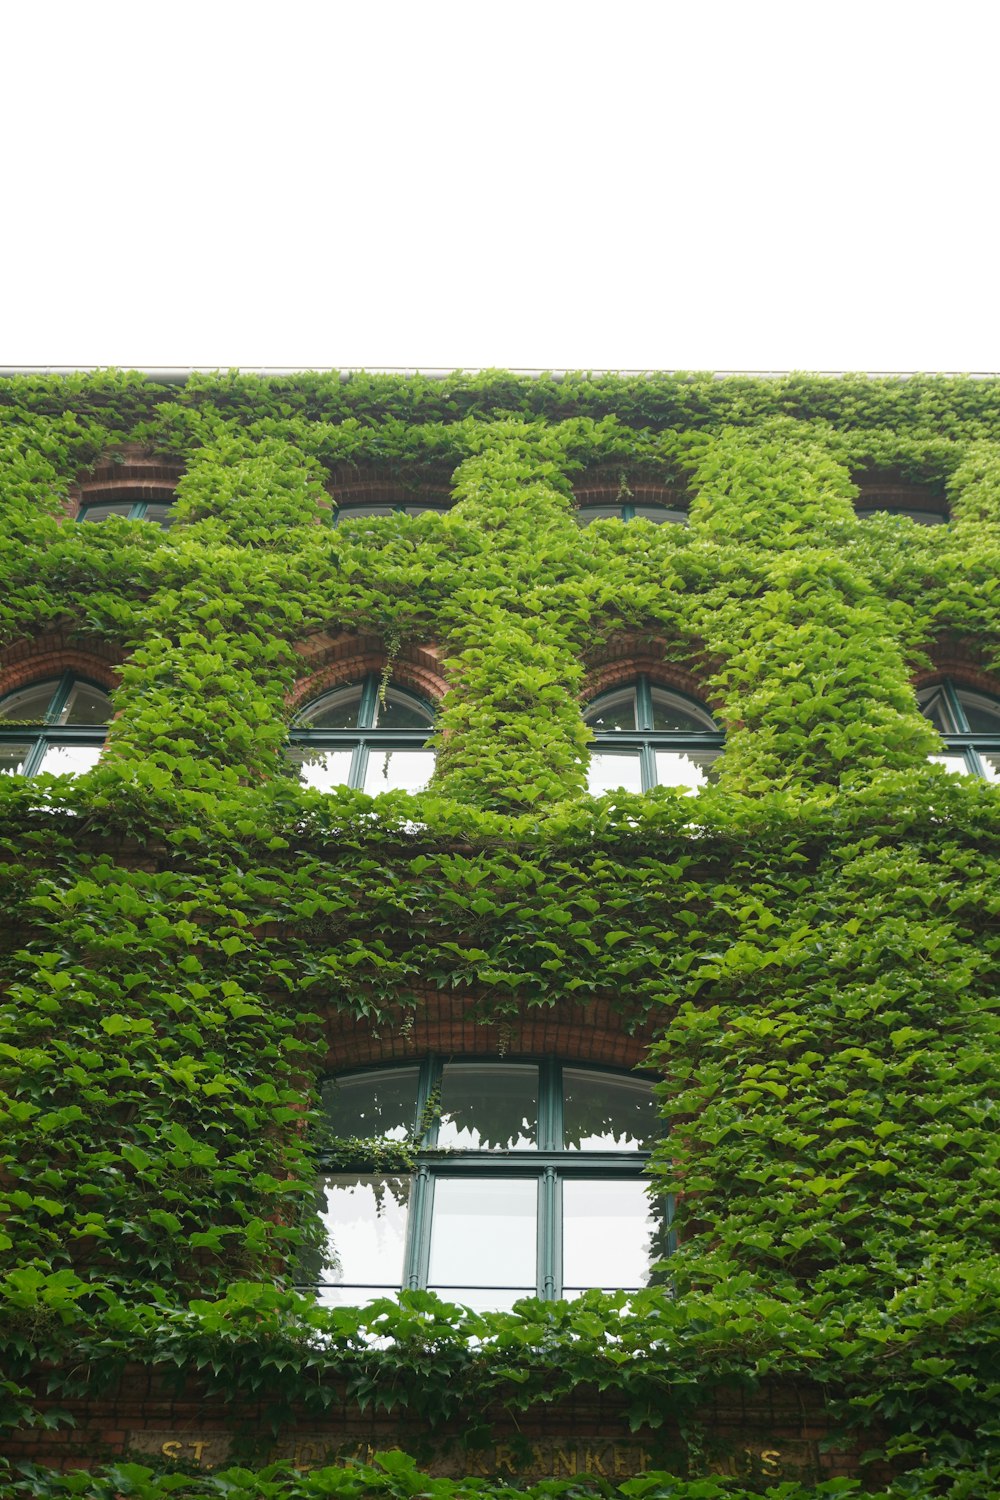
{"left": 35, "top": 743, "right": 103, "bottom": 776}
{"left": 654, "top": 750, "right": 718, "bottom": 791}
{"left": 427, "top": 1177, "right": 536, "bottom": 1290}
{"left": 337, "top": 505, "right": 398, "bottom": 520}
{"left": 585, "top": 689, "right": 637, "bottom": 731}
{"left": 436, "top": 1064, "right": 538, "bottom": 1150}
{"left": 361, "top": 748, "right": 434, "bottom": 795}
{"left": 403, "top": 504, "right": 450, "bottom": 517}
{"left": 919, "top": 687, "right": 955, "bottom": 733}
{"left": 957, "top": 692, "right": 1000, "bottom": 734}
{"left": 649, "top": 690, "right": 716, "bottom": 732}
{"left": 78, "top": 503, "right": 134, "bottom": 521}
{"left": 562, "top": 1179, "right": 658, "bottom": 1291}
{"left": 577, "top": 505, "right": 624, "bottom": 523}
{"left": 978, "top": 752, "right": 1000, "bottom": 783}
{"left": 143, "top": 503, "right": 174, "bottom": 528}
{"left": 372, "top": 688, "right": 433, "bottom": 730}
{"left": 321, "top": 1068, "right": 421, "bottom": 1142}
{"left": 58, "top": 682, "right": 111, "bottom": 725}
{"left": 0, "top": 742, "right": 34, "bottom": 775}
{"left": 631, "top": 506, "right": 688, "bottom": 525}
{"left": 297, "top": 687, "right": 364, "bottom": 729}
{"left": 0, "top": 680, "right": 59, "bottom": 721}
{"left": 312, "top": 1174, "right": 411, "bottom": 1290}
{"left": 430, "top": 1288, "right": 529, "bottom": 1313}
{"left": 588, "top": 751, "right": 643, "bottom": 795}
{"left": 562, "top": 1071, "right": 657, "bottom": 1151}
{"left": 929, "top": 753, "right": 971, "bottom": 775}
{"left": 290, "top": 746, "right": 356, "bottom": 791}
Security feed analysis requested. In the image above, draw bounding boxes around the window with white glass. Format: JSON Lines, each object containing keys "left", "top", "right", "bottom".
{"left": 919, "top": 681, "right": 1000, "bottom": 782}
{"left": 304, "top": 1060, "right": 666, "bottom": 1311}
{"left": 288, "top": 674, "right": 435, "bottom": 796}
{"left": 0, "top": 674, "right": 111, "bottom": 777}
{"left": 77, "top": 488, "right": 176, "bottom": 527}
{"left": 585, "top": 677, "right": 722, "bottom": 795}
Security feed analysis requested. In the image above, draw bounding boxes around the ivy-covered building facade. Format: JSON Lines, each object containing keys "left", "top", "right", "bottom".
{"left": 1, "top": 370, "right": 999, "bottom": 1500}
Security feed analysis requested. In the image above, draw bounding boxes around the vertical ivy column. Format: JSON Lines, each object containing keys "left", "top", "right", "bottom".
{"left": 691, "top": 427, "right": 938, "bottom": 791}
{"left": 433, "top": 428, "right": 594, "bottom": 810}
{"left": 100, "top": 440, "right": 326, "bottom": 801}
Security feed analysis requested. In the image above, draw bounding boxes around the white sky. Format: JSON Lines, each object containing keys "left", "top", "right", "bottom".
{"left": 3, "top": 1, "right": 997, "bottom": 374}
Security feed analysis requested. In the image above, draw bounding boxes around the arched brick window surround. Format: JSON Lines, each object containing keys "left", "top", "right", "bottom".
{"left": 581, "top": 635, "right": 721, "bottom": 719}
{"left": 0, "top": 637, "right": 123, "bottom": 699}
{"left": 318, "top": 992, "right": 656, "bottom": 1076}
{"left": 68, "top": 446, "right": 182, "bottom": 521}
{"left": 326, "top": 464, "right": 454, "bottom": 514}
{"left": 289, "top": 635, "right": 447, "bottom": 716}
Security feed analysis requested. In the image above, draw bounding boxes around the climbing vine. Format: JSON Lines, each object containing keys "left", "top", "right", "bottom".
{"left": 1, "top": 372, "right": 999, "bottom": 1498}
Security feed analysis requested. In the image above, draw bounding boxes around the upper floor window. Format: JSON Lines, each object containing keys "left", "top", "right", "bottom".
{"left": 75, "top": 455, "right": 180, "bottom": 528}
{"left": 853, "top": 471, "right": 948, "bottom": 525}
{"left": 919, "top": 681, "right": 1000, "bottom": 781}
{"left": 0, "top": 674, "right": 111, "bottom": 776}
{"left": 78, "top": 493, "right": 176, "bottom": 527}
{"left": 289, "top": 673, "right": 435, "bottom": 795}
{"left": 585, "top": 677, "right": 722, "bottom": 794}
{"left": 304, "top": 1059, "right": 664, "bottom": 1311}
{"left": 574, "top": 472, "right": 689, "bottom": 527}
{"left": 329, "top": 466, "right": 451, "bottom": 523}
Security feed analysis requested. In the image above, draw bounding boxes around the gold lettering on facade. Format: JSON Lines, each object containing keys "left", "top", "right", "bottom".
{"left": 492, "top": 1444, "right": 518, "bottom": 1474}
{"left": 585, "top": 1446, "right": 609, "bottom": 1475}
{"left": 160, "top": 1442, "right": 182, "bottom": 1460}
{"left": 552, "top": 1448, "right": 577, "bottom": 1476}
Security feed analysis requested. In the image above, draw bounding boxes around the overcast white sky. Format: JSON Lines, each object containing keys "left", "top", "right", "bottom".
{"left": 2, "top": 1, "right": 996, "bottom": 374}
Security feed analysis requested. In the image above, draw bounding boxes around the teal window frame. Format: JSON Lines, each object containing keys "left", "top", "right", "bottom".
{"left": 0, "top": 672, "right": 111, "bottom": 777}
{"left": 289, "top": 672, "right": 435, "bottom": 792}
{"left": 333, "top": 500, "right": 451, "bottom": 524}
{"left": 309, "top": 1057, "right": 669, "bottom": 1305}
{"left": 585, "top": 675, "right": 723, "bottom": 793}
{"left": 919, "top": 680, "right": 1000, "bottom": 779}
{"left": 577, "top": 500, "right": 689, "bottom": 526}
{"left": 77, "top": 492, "right": 176, "bottom": 526}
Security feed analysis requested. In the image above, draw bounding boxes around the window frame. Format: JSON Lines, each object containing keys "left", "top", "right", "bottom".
{"left": 585, "top": 675, "right": 723, "bottom": 793}
{"left": 77, "top": 490, "right": 176, "bottom": 527}
{"left": 309, "top": 1056, "right": 669, "bottom": 1306}
{"left": 0, "top": 672, "right": 111, "bottom": 777}
{"left": 919, "top": 680, "right": 1000, "bottom": 780}
{"left": 289, "top": 672, "right": 436, "bottom": 794}
{"left": 332, "top": 500, "right": 451, "bottom": 524}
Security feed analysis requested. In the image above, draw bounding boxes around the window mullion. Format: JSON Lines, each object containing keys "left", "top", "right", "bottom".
{"left": 539, "top": 1166, "right": 558, "bottom": 1300}
{"left": 636, "top": 677, "right": 653, "bottom": 732}
{"left": 22, "top": 735, "right": 48, "bottom": 778}
{"left": 359, "top": 674, "right": 379, "bottom": 729}
{"left": 406, "top": 1165, "right": 433, "bottom": 1291}
{"left": 130, "top": 501, "right": 149, "bottom": 520}
{"left": 640, "top": 743, "right": 657, "bottom": 791}
{"left": 942, "top": 681, "right": 969, "bottom": 734}
{"left": 46, "top": 672, "right": 74, "bottom": 726}
{"left": 350, "top": 744, "right": 368, "bottom": 791}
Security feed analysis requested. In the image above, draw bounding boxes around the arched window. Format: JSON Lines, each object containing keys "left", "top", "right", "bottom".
{"left": 574, "top": 473, "right": 689, "bottom": 527}
{"left": 289, "top": 673, "right": 435, "bottom": 795}
{"left": 329, "top": 468, "right": 451, "bottom": 523}
{"left": 853, "top": 471, "right": 948, "bottom": 525}
{"left": 78, "top": 492, "right": 176, "bottom": 527}
{"left": 75, "top": 456, "right": 180, "bottom": 528}
{"left": 0, "top": 674, "right": 111, "bottom": 777}
{"left": 585, "top": 677, "right": 722, "bottom": 794}
{"left": 303, "top": 1059, "right": 665, "bottom": 1310}
{"left": 919, "top": 681, "right": 1000, "bottom": 781}
{"left": 334, "top": 498, "right": 450, "bottom": 523}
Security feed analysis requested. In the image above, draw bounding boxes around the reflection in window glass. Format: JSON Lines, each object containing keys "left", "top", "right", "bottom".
{"left": 437, "top": 1064, "right": 538, "bottom": 1150}
{"left": 35, "top": 744, "right": 104, "bottom": 776}
{"left": 562, "top": 1070, "right": 657, "bottom": 1151}
{"left": 290, "top": 747, "right": 356, "bottom": 792}
{"left": 361, "top": 748, "right": 435, "bottom": 796}
{"left": 562, "top": 1179, "right": 657, "bottom": 1291}
{"left": 981, "top": 753, "right": 1000, "bottom": 783}
{"left": 59, "top": 682, "right": 112, "bottom": 725}
{"left": 321, "top": 1068, "right": 420, "bottom": 1142}
{"left": 653, "top": 750, "right": 718, "bottom": 791}
{"left": 314, "top": 1175, "right": 411, "bottom": 1299}
{"left": 929, "top": 754, "right": 970, "bottom": 776}
{"left": 0, "top": 681, "right": 64, "bottom": 721}
{"left": 0, "top": 743, "right": 32, "bottom": 775}
{"left": 427, "top": 1177, "right": 537, "bottom": 1295}
{"left": 588, "top": 751, "right": 644, "bottom": 795}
